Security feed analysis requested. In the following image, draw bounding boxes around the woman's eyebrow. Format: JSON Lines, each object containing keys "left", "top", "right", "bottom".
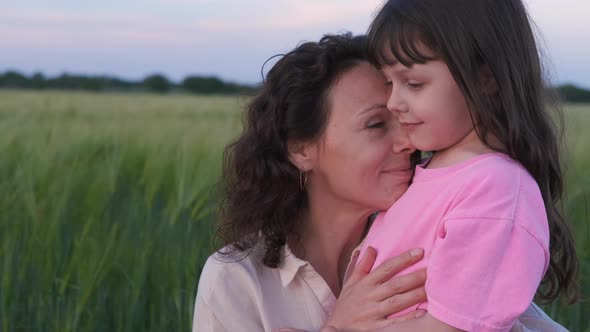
{"left": 359, "top": 104, "right": 387, "bottom": 115}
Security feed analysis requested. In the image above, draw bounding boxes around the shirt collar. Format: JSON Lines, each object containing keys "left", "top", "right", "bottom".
{"left": 278, "top": 244, "right": 308, "bottom": 287}
{"left": 277, "top": 241, "right": 365, "bottom": 288}
{"left": 342, "top": 244, "right": 362, "bottom": 284}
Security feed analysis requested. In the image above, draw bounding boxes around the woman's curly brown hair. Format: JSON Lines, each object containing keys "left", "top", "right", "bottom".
{"left": 216, "top": 33, "right": 373, "bottom": 268}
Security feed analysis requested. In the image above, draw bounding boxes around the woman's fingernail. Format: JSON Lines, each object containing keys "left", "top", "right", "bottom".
{"left": 411, "top": 248, "right": 423, "bottom": 257}
{"left": 415, "top": 310, "right": 426, "bottom": 318}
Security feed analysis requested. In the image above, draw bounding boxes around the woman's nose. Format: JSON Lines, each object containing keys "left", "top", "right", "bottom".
{"left": 392, "top": 126, "right": 416, "bottom": 154}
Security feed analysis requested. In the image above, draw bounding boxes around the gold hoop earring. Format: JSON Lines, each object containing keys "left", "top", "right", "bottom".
{"left": 299, "top": 171, "right": 308, "bottom": 190}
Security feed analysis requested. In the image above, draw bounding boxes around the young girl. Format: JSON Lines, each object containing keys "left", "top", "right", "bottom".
{"left": 352, "top": 1, "right": 579, "bottom": 331}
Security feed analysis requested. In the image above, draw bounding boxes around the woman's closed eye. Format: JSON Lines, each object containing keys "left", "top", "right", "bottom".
{"left": 366, "top": 120, "right": 386, "bottom": 129}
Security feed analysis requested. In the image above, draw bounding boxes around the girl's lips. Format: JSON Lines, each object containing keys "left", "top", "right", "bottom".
{"left": 399, "top": 122, "right": 423, "bottom": 129}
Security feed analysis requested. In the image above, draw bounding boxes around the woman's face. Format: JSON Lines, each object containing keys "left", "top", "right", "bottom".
{"left": 309, "top": 62, "right": 415, "bottom": 211}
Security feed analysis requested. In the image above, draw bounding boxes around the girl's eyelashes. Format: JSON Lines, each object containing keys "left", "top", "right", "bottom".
{"left": 407, "top": 81, "right": 423, "bottom": 89}
{"left": 383, "top": 79, "right": 423, "bottom": 89}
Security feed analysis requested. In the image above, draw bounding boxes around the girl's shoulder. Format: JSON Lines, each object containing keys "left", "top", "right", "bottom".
{"left": 415, "top": 152, "right": 529, "bottom": 185}
{"left": 465, "top": 152, "right": 523, "bottom": 173}
{"left": 458, "top": 152, "right": 536, "bottom": 189}
{"left": 443, "top": 153, "right": 547, "bottom": 237}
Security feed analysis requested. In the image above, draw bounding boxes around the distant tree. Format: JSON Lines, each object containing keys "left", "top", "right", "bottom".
{"left": 181, "top": 75, "right": 253, "bottom": 94}
{"left": 558, "top": 84, "right": 590, "bottom": 103}
{"left": 0, "top": 70, "right": 30, "bottom": 88}
{"left": 102, "top": 77, "right": 135, "bottom": 91}
{"left": 48, "top": 73, "right": 71, "bottom": 89}
{"left": 0, "top": 70, "right": 253, "bottom": 94}
{"left": 143, "top": 74, "right": 171, "bottom": 93}
{"left": 182, "top": 76, "right": 224, "bottom": 94}
{"left": 30, "top": 72, "right": 46, "bottom": 89}
{"left": 80, "top": 77, "right": 102, "bottom": 91}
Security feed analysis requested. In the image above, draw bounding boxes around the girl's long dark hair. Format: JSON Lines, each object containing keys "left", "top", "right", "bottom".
{"left": 217, "top": 33, "right": 374, "bottom": 268}
{"left": 367, "top": 0, "right": 579, "bottom": 303}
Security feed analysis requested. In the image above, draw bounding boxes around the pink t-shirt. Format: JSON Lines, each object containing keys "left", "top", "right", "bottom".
{"left": 360, "top": 153, "right": 550, "bottom": 332}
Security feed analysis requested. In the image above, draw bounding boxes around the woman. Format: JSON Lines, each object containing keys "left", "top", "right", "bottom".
{"left": 193, "top": 33, "right": 566, "bottom": 332}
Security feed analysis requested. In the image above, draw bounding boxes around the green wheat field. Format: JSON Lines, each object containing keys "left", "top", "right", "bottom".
{"left": 0, "top": 90, "right": 588, "bottom": 331}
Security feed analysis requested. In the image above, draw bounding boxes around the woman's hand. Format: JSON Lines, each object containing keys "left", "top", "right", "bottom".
{"left": 324, "top": 247, "right": 427, "bottom": 332}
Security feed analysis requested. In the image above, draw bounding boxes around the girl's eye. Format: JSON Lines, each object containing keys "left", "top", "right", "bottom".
{"left": 384, "top": 81, "right": 393, "bottom": 87}
{"left": 407, "top": 81, "right": 423, "bottom": 89}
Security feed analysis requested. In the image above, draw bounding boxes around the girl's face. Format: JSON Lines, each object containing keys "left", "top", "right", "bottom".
{"left": 309, "top": 62, "right": 416, "bottom": 210}
{"left": 381, "top": 57, "right": 475, "bottom": 153}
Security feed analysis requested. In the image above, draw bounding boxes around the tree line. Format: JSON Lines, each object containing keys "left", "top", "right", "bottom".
{"left": 1, "top": 70, "right": 590, "bottom": 101}
{"left": 557, "top": 84, "right": 590, "bottom": 103}
{"left": 0, "top": 71, "right": 254, "bottom": 95}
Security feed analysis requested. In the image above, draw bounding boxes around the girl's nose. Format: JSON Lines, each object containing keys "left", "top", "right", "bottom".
{"left": 387, "top": 88, "right": 408, "bottom": 115}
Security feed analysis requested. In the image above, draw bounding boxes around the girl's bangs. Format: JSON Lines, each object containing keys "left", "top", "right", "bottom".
{"left": 367, "top": 4, "right": 438, "bottom": 68}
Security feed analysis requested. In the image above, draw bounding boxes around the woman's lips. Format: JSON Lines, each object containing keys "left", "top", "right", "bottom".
{"left": 382, "top": 167, "right": 413, "bottom": 176}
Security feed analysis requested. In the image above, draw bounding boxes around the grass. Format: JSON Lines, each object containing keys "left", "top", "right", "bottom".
{"left": 541, "top": 103, "right": 590, "bottom": 331}
{"left": 0, "top": 90, "right": 587, "bottom": 331}
{"left": 0, "top": 90, "right": 244, "bottom": 331}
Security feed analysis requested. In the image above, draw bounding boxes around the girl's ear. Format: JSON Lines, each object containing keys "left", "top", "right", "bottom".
{"left": 479, "top": 65, "right": 498, "bottom": 95}
{"left": 287, "top": 139, "right": 318, "bottom": 172}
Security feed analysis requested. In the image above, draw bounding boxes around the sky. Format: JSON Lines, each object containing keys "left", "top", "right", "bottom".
{"left": 1, "top": 0, "right": 589, "bottom": 88}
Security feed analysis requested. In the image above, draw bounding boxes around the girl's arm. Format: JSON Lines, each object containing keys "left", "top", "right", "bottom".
{"left": 371, "top": 313, "right": 463, "bottom": 332}
{"left": 317, "top": 314, "right": 462, "bottom": 332}
{"left": 325, "top": 304, "right": 569, "bottom": 332}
